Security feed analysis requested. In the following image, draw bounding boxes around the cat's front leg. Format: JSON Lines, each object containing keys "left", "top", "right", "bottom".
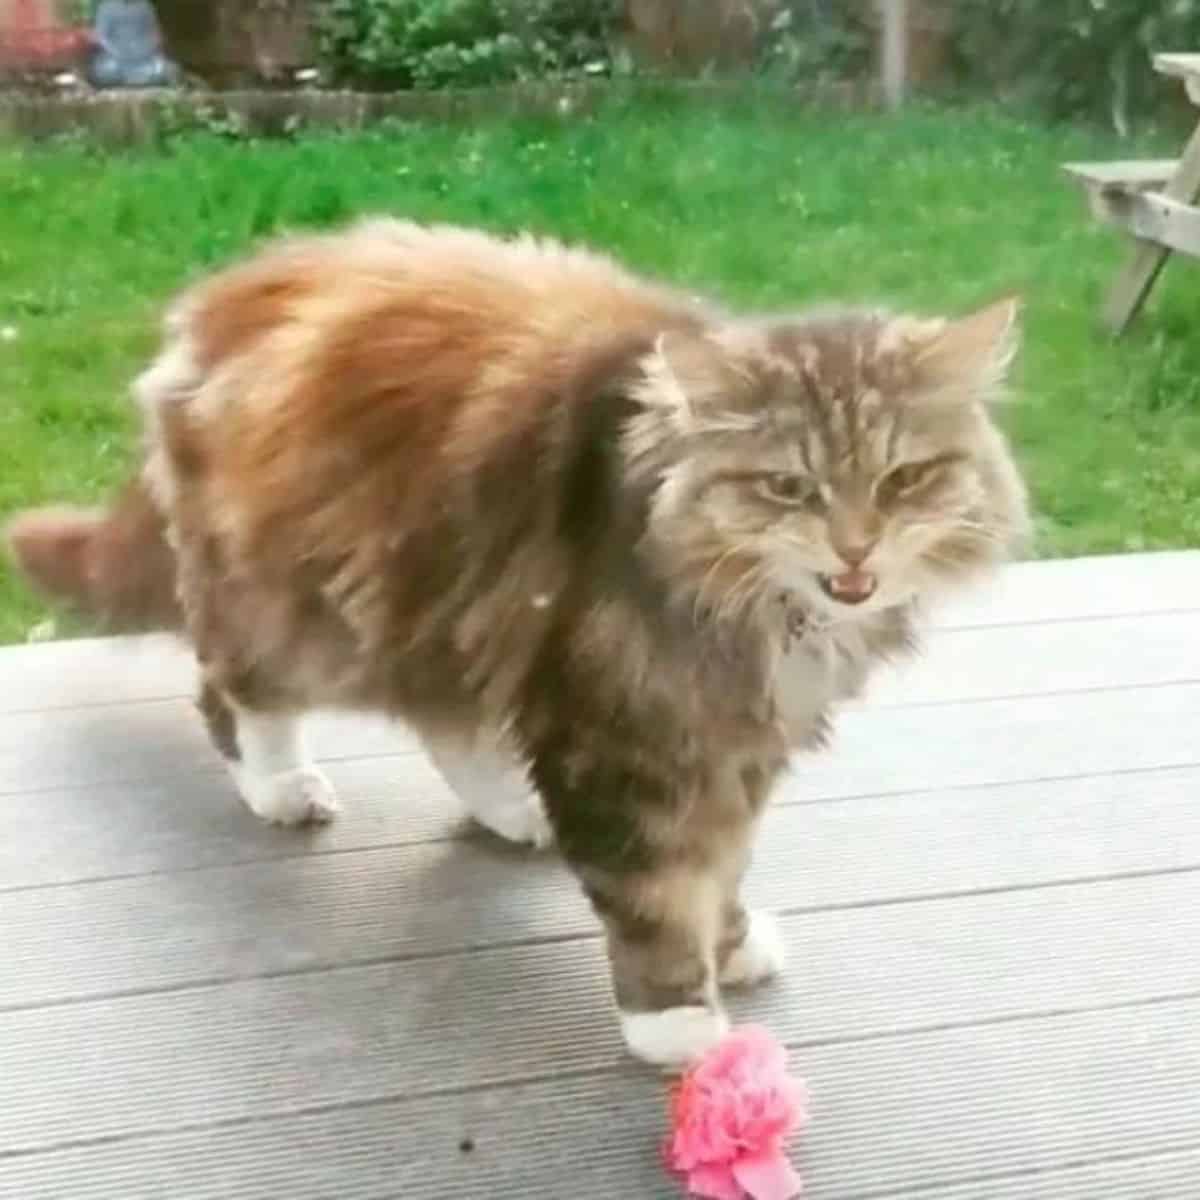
{"left": 582, "top": 862, "right": 730, "bottom": 1068}
{"left": 197, "top": 681, "right": 339, "bottom": 826}
{"left": 533, "top": 752, "right": 739, "bottom": 1068}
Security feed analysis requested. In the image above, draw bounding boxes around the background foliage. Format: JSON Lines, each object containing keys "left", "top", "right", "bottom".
{"left": 952, "top": 0, "right": 1200, "bottom": 132}
{"left": 316, "top": 0, "right": 1200, "bottom": 130}
{"left": 314, "top": 0, "right": 870, "bottom": 91}
{"left": 762, "top": 1, "right": 871, "bottom": 85}
{"left": 5, "top": 96, "right": 1198, "bottom": 640}
{"left": 315, "top": 0, "right": 621, "bottom": 89}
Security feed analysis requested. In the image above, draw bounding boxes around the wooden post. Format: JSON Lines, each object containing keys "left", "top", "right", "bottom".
{"left": 879, "top": 0, "right": 908, "bottom": 110}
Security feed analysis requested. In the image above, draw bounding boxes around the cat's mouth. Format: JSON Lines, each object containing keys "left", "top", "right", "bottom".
{"left": 819, "top": 570, "right": 878, "bottom": 606}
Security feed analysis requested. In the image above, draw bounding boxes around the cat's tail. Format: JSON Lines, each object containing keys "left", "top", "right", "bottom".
{"left": 5, "top": 476, "right": 184, "bottom": 633}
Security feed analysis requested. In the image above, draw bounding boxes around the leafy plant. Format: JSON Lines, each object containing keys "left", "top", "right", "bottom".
{"left": 316, "top": 0, "right": 621, "bottom": 90}
{"left": 953, "top": 0, "right": 1200, "bottom": 132}
{"left": 759, "top": 0, "right": 872, "bottom": 85}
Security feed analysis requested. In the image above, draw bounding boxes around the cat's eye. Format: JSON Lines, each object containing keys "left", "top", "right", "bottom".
{"left": 881, "top": 459, "right": 937, "bottom": 497}
{"left": 756, "top": 472, "right": 814, "bottom": 506}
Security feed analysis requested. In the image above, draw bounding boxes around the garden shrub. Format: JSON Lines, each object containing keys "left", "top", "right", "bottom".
{"left": 315, "top": 0, "right": 621, "bottom": 89}
{"left": 760, "top": 1, "right": 872, "bottom": 86}
{"left": 315, "top": 0, "right": 872, "bottom": 91}
{"left": 953, "top": 0, "right": 1200, "bottom": 132}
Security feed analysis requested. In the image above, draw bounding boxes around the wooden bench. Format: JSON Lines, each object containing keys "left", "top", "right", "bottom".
{"left": 1063, "top": 53, "right": 1200, "bottom": 335}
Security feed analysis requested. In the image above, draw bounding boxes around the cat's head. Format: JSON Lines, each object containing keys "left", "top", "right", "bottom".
{"left": 629, "top": 299, "right": 1029, "bottom": 623}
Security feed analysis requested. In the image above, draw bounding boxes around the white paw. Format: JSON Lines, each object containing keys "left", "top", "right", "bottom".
{"left": 620, "top": 1005, "right": 730, "bottom": 1068}
{"left": 720, "top": 910, "right": 787, "bottom": 988}
{"left": 234, "top": 764, "right": 340, "bottom": 826}
{"left": 421, "top": 731, "right": 554, "bottom": 848}
{"left": 471, "top": 793, "right": 554, "bottom": 849}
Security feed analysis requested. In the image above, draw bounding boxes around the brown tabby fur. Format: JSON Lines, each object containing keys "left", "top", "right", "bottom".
{"left": 6, "top": 219, "right": 1029, "bottom": 1058}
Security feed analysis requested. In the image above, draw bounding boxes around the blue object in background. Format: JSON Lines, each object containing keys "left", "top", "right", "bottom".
{"left": 88, "top": 0, "right": 180, "bottom": 88}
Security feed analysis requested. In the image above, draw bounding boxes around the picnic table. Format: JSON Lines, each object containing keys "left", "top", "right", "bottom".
{"left": 1064, "top": 53, "right": 1200, "bottom": 335}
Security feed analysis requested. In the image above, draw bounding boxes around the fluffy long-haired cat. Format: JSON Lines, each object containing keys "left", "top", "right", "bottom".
{"left": 7, "top": 219, "right": 1029, "bottom": 1067}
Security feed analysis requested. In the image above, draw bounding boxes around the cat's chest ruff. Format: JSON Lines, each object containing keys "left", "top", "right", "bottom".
{"left": 770, "top": 602, "right": 876, "bottom": 743}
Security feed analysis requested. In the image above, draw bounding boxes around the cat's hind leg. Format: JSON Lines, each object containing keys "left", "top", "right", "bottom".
{"left": 420, "top": 728, "right": 553, "bottom": 849}
{"left": 197, "top": 681, "right": 338, "bottom": 826}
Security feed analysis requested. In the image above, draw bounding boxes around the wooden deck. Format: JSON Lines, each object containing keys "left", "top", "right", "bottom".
{"left": 2, "top": 551, "right": 1199, "bottom": 1198}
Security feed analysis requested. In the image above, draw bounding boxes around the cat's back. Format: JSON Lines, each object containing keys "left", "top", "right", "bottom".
{"left": 136, "top": 219, "right": 701, "bottom": 565}
{"left": 172, "top": 218, "right": 690, "bottom": 381}
{"left": 139, "top": 218, "right": 700, "bottom": 477}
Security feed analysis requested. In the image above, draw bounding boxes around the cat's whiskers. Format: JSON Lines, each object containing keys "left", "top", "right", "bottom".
{"left": 717, "top": 561, "right": 772, "bottom": 629}
{"left": 692, "top": 544, "right": 752, "bottom": 629}
{"left": 948, "top": 524, "right": 1010, "bottom": 551}
{"left": 920, "top": 535, "right": 1004, "bottom": 574}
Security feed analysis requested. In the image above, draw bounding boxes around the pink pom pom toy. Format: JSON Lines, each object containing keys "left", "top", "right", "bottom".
{"left": 664, "top": 1025, "right": 809, "bottom": 1200}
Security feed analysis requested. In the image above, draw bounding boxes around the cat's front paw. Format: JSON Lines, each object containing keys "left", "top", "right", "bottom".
{"left": 620, "top": 1005, "right": 730, "bottom": 1069}
{"left": 720, "top": 910, "right": 787, "bottom": 989}
{"left": 235, "top": 765, "right": 340, "bottom": 826}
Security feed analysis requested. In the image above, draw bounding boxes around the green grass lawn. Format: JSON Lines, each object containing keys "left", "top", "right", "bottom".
{"left": 2, "top": 92, "right": 1200, "bottom": 643}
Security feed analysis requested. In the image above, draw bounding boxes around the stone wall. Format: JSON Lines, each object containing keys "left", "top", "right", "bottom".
{"left": 0, "top": 78, "right": 874, "bottom": 143}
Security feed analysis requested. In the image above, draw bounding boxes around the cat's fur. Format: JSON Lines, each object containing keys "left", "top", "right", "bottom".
{"left": 6, "top": 219, "right": 1029, "bottom": 1066}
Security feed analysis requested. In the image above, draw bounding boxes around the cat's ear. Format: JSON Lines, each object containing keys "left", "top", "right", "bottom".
{"left": 640, "top": 327, "right": 765, "bottom": 434}
{"left": 642, "top": 332, "right": 702, "bottom": 427}
{"left": 641, "top": 330, "right": 731, "bottom": 433}
{"left": 912, "top": 296, "right": 1020, "bottom": 401}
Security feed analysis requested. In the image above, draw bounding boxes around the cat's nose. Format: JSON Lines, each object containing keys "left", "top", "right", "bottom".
{"left": 834, "top": 541, "right": 875, "bottom": 567}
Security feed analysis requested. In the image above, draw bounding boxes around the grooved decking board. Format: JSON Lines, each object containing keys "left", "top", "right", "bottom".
{"left": 4, "top": 552, "right": 1199, "bottom": 1199}
{"left": 3, "top": 553, "right": 1200, "bottom": 716}
{"left": 0, "top": 701, "right": 414, "bottom": 796}
{"left": 800, "top": 679, "right": 1200, "bottom": 800}
{"left": 5, "top": 744, "right": 1200, "bottom": 895}
{"left": 7, "top": 775, "right": 1200, "bottom": 1006}
{"left": 0, "top": 754, "right": 465, "bottom": 890}
{"left": 879, "top": 1150, "right": 1200, "bottom": 1200}
{"left": 925, "top": 550, "right": 1200, "bottom": 629}
{"left": 5, "top": 673, "right": 1200, "bottom": 804}
{"left": 0, "top": 633, "right": 193, "bottom": 714}
{"left": 3, "top": 872, "right": 1198, "bottom": 1152}
{"left": 802, "top": 1002, "right": 1200, "bottom": 1198}
{"left": 3, "top": 1001, "right": 1198, "bottom": 1199}
{"left": 862, "top": 609, "right": 1200, "bottom": 707}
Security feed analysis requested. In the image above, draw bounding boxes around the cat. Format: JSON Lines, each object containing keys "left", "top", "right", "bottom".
{"left": 6, "top": 219, "right": 1029, "bottom": 1067}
